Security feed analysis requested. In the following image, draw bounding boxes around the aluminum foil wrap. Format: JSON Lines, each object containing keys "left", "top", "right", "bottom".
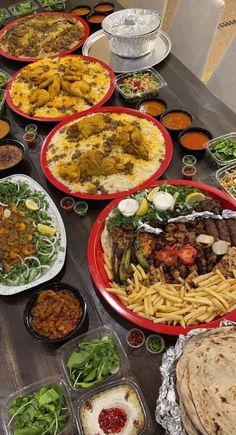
{"left": 168, "top": 209, "right": 236, "bottom": 223}
{"left": 155, "top": 320, "right": 236, "bottom": 434}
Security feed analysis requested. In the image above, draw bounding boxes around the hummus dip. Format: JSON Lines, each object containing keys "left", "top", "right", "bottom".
{"left": 80, "top": 384, "right": 145, "bottom": 434}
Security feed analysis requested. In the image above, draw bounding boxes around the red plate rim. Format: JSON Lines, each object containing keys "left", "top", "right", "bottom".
{"left": 5, "top": 55, "right": 116, "bottom": 122}
{"left": 88, "top": 179, "right": 236, "bottom": 335}
{"left": 40, "top": 106, "right": 173, "bottom": 199}
{"left": 0, "top": 12, "right": 90, "bottom": 62}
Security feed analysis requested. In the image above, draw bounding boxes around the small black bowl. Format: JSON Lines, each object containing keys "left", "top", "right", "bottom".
{"left": 87, "top": 12, "right": 106, "bottom": 29}
{"left": 160, "top": 109, "right": 193, "bottom": 135}
{"left": 71, "top": 5, "right": 92, "bottom": 18}
{"left": 178, "top": 127, "right": 213, "bottom": 154}
{"left": 136, "top": 97, "right": 167, "bottom": 119}
{"left": 24, "top": 282, "right": 87, "bottom": 344}
{"left": 0, "top": 115, "right": 11, "bottom": 139}
{"left": 0, "top": 138, "right": 25, "bottom": 172}
{"left": 94, "top": 2, "right": 115, "bottom": 14}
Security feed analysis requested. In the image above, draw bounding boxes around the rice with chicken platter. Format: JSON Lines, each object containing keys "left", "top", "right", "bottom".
{"left": 46, "top": 112, "right": 165, "bottom": 194}
{"left": 9, "top": 56, "right": 112, "bottom": 119}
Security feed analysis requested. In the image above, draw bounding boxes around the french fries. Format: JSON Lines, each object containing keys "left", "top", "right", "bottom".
{"left": 105, "top": 263, "right": 236, "bottom": 328}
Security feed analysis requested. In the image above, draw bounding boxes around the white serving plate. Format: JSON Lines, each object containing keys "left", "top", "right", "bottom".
{"left": 0, "top": 174, "right": 66, "bottom": 295}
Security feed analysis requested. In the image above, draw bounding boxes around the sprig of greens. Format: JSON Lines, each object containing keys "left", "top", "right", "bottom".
{"left": 8, "top": 384, "right": 69, "bottom": 435}
{"left": 67, "top": 336, "right": 121, "bottom": 388}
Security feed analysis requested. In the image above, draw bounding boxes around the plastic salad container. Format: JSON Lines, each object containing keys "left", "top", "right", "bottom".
{"left": 0, "top": 9, "right": 9, "bottom": 28}
{"left": 76, "top": 377, "right": 153, "bottom": 435}
{"left": 102, "top": 8, "right": 161, "bottom": 58}
{"left": 215, "top": 162, "right": 236, "bottom": 200}
{"left": 115, "top": 68, "right": 167, "bottom": 103}
{"left": 0, "top": 89, "right": 6, "bottom": 114}
{"left": 1, "top": 376, "right": 76, "bottom": 435}
{"left": 9, "top": 1, "right": 38, "bottom": 18}
{"left": 207, "top": 132, "right": 236, "bottom": 166}
{"left": 57, "top": 325, "right": 128, "bottom": 397}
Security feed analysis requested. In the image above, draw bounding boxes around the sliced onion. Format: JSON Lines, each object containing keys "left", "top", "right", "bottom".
{"left": 0, "top": 201, "right": 8, "bottom": 207}
{"left": 212, "top": 240, "right": 230, "bottom": 255}
{"left": 196, "top": 234, "right": 214, "bottom": 248}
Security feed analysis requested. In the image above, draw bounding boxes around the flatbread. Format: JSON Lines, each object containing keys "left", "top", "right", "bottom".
{"left": 176, "top": 327, "right": 236, "bottom": 435}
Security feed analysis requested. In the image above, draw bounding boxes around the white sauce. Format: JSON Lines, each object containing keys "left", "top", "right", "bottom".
{"left": 118, "top": 198, "right": 139, "bottom": 217}
{"left": 152, "top": 192, "right": 174, "bottom": 212}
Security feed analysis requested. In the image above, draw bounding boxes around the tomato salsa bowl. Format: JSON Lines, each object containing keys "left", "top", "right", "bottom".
{"left": 24, "top": 282, "right": 87, "bottom": 344}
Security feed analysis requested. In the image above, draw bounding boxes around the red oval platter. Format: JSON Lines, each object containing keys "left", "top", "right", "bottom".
{"left": 0, "top": 12, "right": 90, "bottom": 62}
{"left": 6, "top": 55, "right": 116, "bottom": 122}
{"left": 40, "top": 106, "right": 173, "bottom": 199}
{"left": 88, "top": 179, "right": 236, "bottom": 335}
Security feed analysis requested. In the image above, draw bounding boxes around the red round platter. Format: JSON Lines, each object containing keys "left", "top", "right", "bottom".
{"left": 6, "top": 55, "right": 115, "bottom": 123}
{"left": 40, "top": 106, "right": 173, "bottom": 199}
{"left": 88, "top": 179, "right": 236, "bottom": 335}
{"left": 0, "top": 12, "right": 90, "bottom": 62}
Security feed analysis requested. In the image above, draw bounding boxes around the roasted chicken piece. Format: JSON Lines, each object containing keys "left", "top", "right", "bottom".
{"left": 115, "top": 125, "right": 149, "bottom": 160}
{"left": 67, "top": 114, "right": 108, "bottom": 140}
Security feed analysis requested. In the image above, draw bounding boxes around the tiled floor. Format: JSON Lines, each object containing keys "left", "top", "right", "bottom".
{"left": 119, "top": 0, "right": 236, "bottom": 82}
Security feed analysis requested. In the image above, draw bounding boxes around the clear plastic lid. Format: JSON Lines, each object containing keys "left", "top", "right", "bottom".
{"left": 57, "top": 325, "right": 129, "bottom": 397}
{"left": 102, "top": 9, "right": 161, "bottom": 37}
{"left": 1, "top": 376, "right": 76, "bottom": 435}
{"left": 75, "top": 377, "right": 153, "bottom": 435}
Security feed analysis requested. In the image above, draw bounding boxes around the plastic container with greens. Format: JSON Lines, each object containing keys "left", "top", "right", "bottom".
{"left": 1, "top": 376, "right": 76, "bottom": 435}
{"left": 38, "top": 0, "right": 66, "bottom": 11}
{"left": 0, "top": 70, "right": 10, "bottom": 88}
{"left": 115, "top": 68, "right": 167, "bottom": 103}
{"left": 207, "top": 133, "right": 236, "bottom": 166}
{"left": 57, "top": 325, "right": 128, "bottom": 396}
{"left": 9, "top": 1, "right": 38, "bottom": 18}
{"left": 0, "top": 9, "right": 9, "bottom": 28}
{"left": 0, "top": 89, "right": 6, "bottom": 114}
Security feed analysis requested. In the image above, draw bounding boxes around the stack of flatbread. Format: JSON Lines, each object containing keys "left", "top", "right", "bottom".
{"left": 176, "top": 326, "right": 236, "bottom": 434}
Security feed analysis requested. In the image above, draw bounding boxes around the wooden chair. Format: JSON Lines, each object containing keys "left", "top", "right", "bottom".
{"left": 207, "top": 35, "right": 236, "bottom": 113}
{"left": 168, "top": 0, "right": 225, "bottom": 78}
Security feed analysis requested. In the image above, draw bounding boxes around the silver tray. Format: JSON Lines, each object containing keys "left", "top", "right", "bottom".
{"left": 82, "top": 29, "right": 171, "bottom": 73}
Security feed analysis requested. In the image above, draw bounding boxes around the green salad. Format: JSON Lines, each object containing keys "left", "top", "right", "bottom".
{"left": 0, "top": 70, "right": 9, "bottom": 88}
{"left": 0, "top": 180, "right": 62, "bottom": 286}
{"left": 40, "top": 0, "right": 65, "bottom": 10}
{"left": 10, "top": 1, "right": 37, "bottom": 17}
{"left": 107, "top": 183, "right": 203, "bottom": 230}
{"left": 8, "top": 384, "right": 70, "bottom": 435}
{"left": 67, "top": 336, "right": 121, "bottom": 389}
{"left": 210, "top": 137, "right": 236, "bottom": 163}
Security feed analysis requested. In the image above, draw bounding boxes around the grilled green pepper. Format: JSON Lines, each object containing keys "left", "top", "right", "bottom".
{"left": 119, "top": 241, "right": 132, "bottom": 283}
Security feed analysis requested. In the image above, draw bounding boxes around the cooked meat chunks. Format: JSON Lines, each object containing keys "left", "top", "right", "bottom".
{"left": 215, "top": 220, "right": 231, "bottom": 243}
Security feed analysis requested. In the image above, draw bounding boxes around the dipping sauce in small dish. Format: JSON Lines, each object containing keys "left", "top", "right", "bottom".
{"left": 31, "top": 289, "right": 83, "bottom": 340}
{"left": 72, "top": 6, "right": 91, "bottom": 17}
{"left": 87, "top": 13, "right": 106, "bottom": 24}
{"left": 179, "top": 127, "right": 213, "bottom": 151}
{"left": 137, "top": 98, "right": 166, "bottom": 118}
{"left": 94, "top": 3, "right": 114, "bottom": 13}
{"left": 0, "top": 117, "right": 10, "bottom": 139}
{"left": 0, "top": 142, "right": 24, "bottom": 170}
{"left": 161, "top": 110, "right": 192, "bottom": 131}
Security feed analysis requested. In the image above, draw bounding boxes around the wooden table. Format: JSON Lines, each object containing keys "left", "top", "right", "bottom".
{"left": 0, "top": 1, "right": 236, "bottom": 433}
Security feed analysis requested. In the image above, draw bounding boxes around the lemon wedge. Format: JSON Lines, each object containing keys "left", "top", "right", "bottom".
{"left": 37, "top": 223, "right": 57, "bottom": 236}
{"left": 25, "top": 199, "right": 39, "bottom": 211}
{"left": 136, "top": 197, "right": 148, "bottom": 216}
{"left": 185, "top": 192, "right": 205, "bottom": 204}
{"left": 147, "top": 187, "right": 159, "bottom": 202}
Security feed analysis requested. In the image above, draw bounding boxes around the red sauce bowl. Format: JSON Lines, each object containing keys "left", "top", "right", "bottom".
{"left": 24, "top": 282, "right": 87, "bottom": 344}
{"left": 179, "top": 127, "right": 213, "bottom": 153}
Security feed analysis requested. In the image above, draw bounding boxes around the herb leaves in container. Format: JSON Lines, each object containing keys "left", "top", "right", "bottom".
{"left": 7, "top": 383, "right": 70, "bottom": 435}
{"left": 67, "top": 336, "right": 121, "bottom": 389}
